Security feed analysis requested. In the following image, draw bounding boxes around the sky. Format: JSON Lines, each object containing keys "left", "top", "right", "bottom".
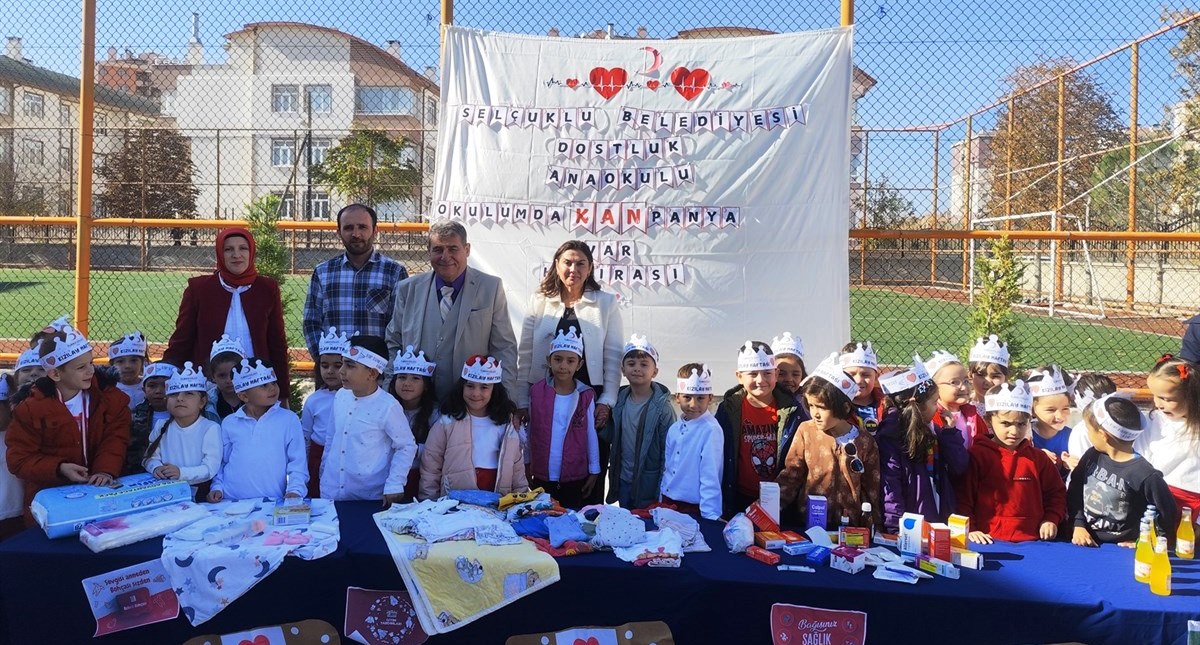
{"left": 2, "top": 0, "right": 1187, "bottom": 216}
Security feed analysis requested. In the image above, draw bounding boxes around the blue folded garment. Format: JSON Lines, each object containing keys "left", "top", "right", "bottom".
{"left": 546, "top": 513, "right": 589, "bottom": 548}
{"left": 447, "top": 489, "right": 503, "bottom": 507}
{"left": 510, "top": 516, "right": 550, "bottom": 539}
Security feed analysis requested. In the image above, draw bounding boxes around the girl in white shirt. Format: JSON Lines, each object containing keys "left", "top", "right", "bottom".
{"left": 1137, "top": 356, "right": 1200, "bottom": 518}
{"left": 144, "top": 362, "right": 222, "bottom": 501}
{"left": 302, "top": 328, "right": 346, "bottom": 497}
{"left": 389, "top": 346, "right": 439, "bottom": 500}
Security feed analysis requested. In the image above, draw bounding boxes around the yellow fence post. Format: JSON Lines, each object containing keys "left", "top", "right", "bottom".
{"left": 842, "top": 0, "right": 854, "bottom": 27}
{"left": 1127, "top": 43, "right": 1139, "bottom": 309}
{"left": 961, "top": 116, "right": 972, "bottom": 291}
{"left": 931, "top": 128, "right": 940, "bottom": 285}
{"left": 73, "top": 0, "right": 97, "bottom": 335}
{"left": 1005, "top": 98, "right": 1014, "bottom": 230}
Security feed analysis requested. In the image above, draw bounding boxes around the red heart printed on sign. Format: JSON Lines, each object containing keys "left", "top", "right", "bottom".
{"left": 906, "top": 373, "right": 917, "bottom": 383}
{"left": 566, "top": 78, "right": 579, "bottom": 89}
{"left": 589, "top": 67, "right": 627, "bottom": 100}
{"left": 573, "top": 638, "right": 600, "bottom": 645}
{"left": 238, "top": 635, "right": 270, "bottom": 645}
{"left": 646, "top": 79, "right": 660, "bottom": 90}
{"left": 670, "top": 67, "right": 710, "bottom": 101}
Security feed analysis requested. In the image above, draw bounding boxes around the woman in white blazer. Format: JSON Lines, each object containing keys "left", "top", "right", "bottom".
{"left": 515, "top": 241, "right": 623, "bottom": 502}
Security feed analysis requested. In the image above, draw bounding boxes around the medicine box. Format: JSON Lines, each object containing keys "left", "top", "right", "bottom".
{"left": 830, "top": 546, "right": 867, "bottom": 574}
{"left": 806, "top": 495, "right": 828, "bottom": 531}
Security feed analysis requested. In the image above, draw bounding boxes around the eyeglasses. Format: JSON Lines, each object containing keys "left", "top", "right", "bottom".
{"left": 840, "top": 440, "right": 865, "bottom": 474}
{"left": 936, "top": 379, "right": 970, "bottom": 389}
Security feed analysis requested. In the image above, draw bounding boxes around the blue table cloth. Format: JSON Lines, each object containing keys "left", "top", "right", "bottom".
{"left": 0, "top": 501, "right": 1196, "bottom": 644}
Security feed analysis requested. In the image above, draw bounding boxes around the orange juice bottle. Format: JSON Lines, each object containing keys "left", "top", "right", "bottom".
{"left": 1149, "top": 537, "right": 1171, "bottom": 596}
{"left": 1145, "top": 506, "right": 1158, "bottom": 544}
{"left": 1177, "top": 507, "right": 1195, "bottom": 560}
{"left": 1134, "top": 521, "right": 1153, "bottom": 583}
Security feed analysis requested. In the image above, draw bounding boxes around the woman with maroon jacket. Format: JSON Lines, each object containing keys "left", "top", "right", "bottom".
{"left": 163, "top": 228, "right": 290, "bottom": 399}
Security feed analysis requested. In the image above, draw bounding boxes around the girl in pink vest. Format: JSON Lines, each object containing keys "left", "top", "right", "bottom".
{"left": 527, "top": 327, "right": 600, "bottom": 508}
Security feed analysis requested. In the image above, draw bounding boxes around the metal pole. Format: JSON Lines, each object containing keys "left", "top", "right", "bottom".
{"left": 1055, "top": 76, "right": 1066, "bottom": 303}
{"left": 841, "top": 0, "right": 854, "bottom": 27}
{"left": 931, "top": 129, "right": 940, "bottom": 284}
{"left": 859, "top": 131, "right": 868, "bottom": 286}
{"left": 215, "top": 129, "right": 222, "bottom": 217}
{"left": 962, "top": 116, "right": 973, "bottom": 292}
{"left": 1049, "top": 209, "right": 1058, "bottom": 318}
{"left": 1126, "top": 43, "right": 1139, "bottom": 309}
{"left": 73, "top": 0, "right": 97, "bottom": 335}
{"left": 305, "top": 94, "right": 312, "bottom": 221}
{"left": 1005, "top": 98, "right": 1014, "bottom": 230}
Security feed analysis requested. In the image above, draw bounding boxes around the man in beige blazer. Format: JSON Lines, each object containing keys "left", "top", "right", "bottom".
{"left": 384, "top": 221, "right": 518, "bottom": 400}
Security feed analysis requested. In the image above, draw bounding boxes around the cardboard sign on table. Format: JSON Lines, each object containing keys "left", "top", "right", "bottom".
{"left": 505, "top": 621, "right": 674, "bottom": 645}
{"left": 181, "top": 619, "right": 340, "bottom": 645}
{"left": 344, "top": 587, "right": 427, "bottom": 645}
{"left": 80, "top": 559, "right": 179, "bottom": 636}
{"left": 771, "top": 604, "right": 866, "bottom": 645}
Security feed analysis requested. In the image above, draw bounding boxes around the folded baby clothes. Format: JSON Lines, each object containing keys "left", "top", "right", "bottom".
{"left": 498, "top": 488, "right": 545, "bottom": 510}
{"left": 612, "top": 528, "right": 683, "bottom": 567}
{"left": 545, "top": 514, "right": 589, "bottom": 549}
{"left": 510, "top": 516, "right": 550, "bottom": 539}
{"left": 651, "top": 507, "right": 711, "bottom": 553}
{"left": 591, "top": 506, "right": 647, "bottom": 548}
{"left": 449, "top": 489, "right": 503, "bottom": 508}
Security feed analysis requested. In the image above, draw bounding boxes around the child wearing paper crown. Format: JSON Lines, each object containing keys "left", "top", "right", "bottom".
{"left": 955, "top": 381, "right": 1066, "bottom": 543}
{"left": 659, "top": 363, "right": 723, "bottom": 519}
{"left": 772, "top": 333, "right": 808, "bottom": 398}
{"left": 1069, "top": 394, "right": 1178, "bottom": 547}
{"left": 777, "top": 353, "right": 882, "bottom": 529}
{"left": 926, "top": 350, "right": 989, "bottom": 450}
{"left": 839, "top": 341, "right": 888, "bottom": 435}
{"left": 108, "top": 331, "right": 148, "bottom": 410}
{"left": 1026, "top": 365, "right": 1074, "bottom": 480}
{"left": 206, "top": 334, "right": 246, "bottom": 421}
{"left": 1063, "top": 373, "right": 1117, "bottom": 471}
{"left": 876, "top": 355, "right": 968, "bottom": 532}
{"left": 526, "top": 327, "right": 600, "bottom": 508}
{"left": 320, "top": 336, "right": 416, "bottom": 505}
{"left": 968, "top": 335, "right": 1011, "bottom": 412}
{"left": 207, "top": 358, "right": 307, "bottom": 502}
{"left": 12, "top": 348, "right": 46, "bottom": 389}
{"left": 143, "top": 362, "right": 221, "bottom": 500}
{"left": 604, "top": 334, "right": 676, "bottom": 510}
{"left": 123, "top": 361, "right": 177, "bottom": 475}
{"left": 389, "top": 345, "right": 439, "bottom": 500}
{"left": 302, "top": 327, "right": 347, "bottom": 497}
{"left": 6, "top": 324, "right": 131, "bottom": 526}
{"left": 716, "top": 340, "right": 806, "bottom": 518}
{"left": 0, "top": 367, "right": 23, "bottom": 539}
{"left": 1137, "top": 355, "right": 1200, "bottom": 518}
{"left": 419, "top": 356, "right": 528, "bottom": 500}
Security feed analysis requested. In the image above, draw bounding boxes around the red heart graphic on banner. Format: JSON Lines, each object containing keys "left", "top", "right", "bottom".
{"left": 646, "top": 79, "right": 660, "bottom": 90}
{"left": 670, "top": 67, "right": 709, "bottom": 101}
{"left": 589, "top": 67, "right": 627, "bottom": 100}
{"left": 238, "top": 636, "right": 270, "bottom": 645}
{"left": 566, "top": 78, "right": 579, "bottom": 88}
{"left": 572, "top": 638, "right": 600, "bottom": 645}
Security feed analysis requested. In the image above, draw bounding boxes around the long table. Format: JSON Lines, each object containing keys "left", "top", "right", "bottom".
{"left": 0, "top": 502, "right": 1196, "bottom": 644}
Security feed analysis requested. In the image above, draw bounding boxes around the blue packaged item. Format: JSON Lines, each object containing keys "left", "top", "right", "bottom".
{"left": 805, "top": 545, "right": 832, "bottom": 564}
{"left": 806, "top": 495, "right": 828, "bottom": 531}
{"left": 783, "top": 541, "right": 819, "bottom": 556}
{"left": 448, "top": 489, "right": 503, "bottom": 508}
{"left": 31, "top": 473, "right": 193, "bottom": 538}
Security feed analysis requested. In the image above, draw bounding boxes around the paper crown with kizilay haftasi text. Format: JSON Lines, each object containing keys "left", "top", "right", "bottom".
{"left": 1027, "top": 365, "right": 1070, "bottom": 398}
{"left": 210, "top": 333, "right": 247, "bottom": 360}
{"left": 677, "top": 364, "right": 713, "bottom": 395}
{"left": 838, "top": 341, "right": 879, "bottom": 370}
{"left": 232, "top": 358, "right": 277, "bottom": 393}
{"left": 623, "top": 333, "right": 659, "bottom": 364}
{"left": 166, "top": 361, "right": 209, "bottom": 395}
{"left": 969, "top": 334, "right": 1010, "bottom": 366}
{"left": 318, "top": 327, "right": 351, "bottom": 357}
{"left": 879, "top": 355, "right": 933, "bottom": 395}
{"left": 771, "top": 332, "right": 804, "bottom": 360}
{"left": 40, "top": 323, "right": 93, "bottom": 370}
{"left": 1089, "top": 393, "right": 1147, "bottom": 442}
{"left": 548, "top": 326, "right": 584, "bottom": 358}
{"left": 462, "top": 356, "right": 503, "bottom": 384}
{"left": 16, "top": 348, "right": 42, "bottom": 371}
{"left": 736, "top": 341, "right": 775, "bottom": 372}
{"left": 393, "top": 345, "right": 436, "bottom": 377}
{"left": 984, "top": 380, "right": 1032, "bottom": 414}
{"left": 923, "top": 350, "right": 961, "bottom": 378}
{"left": 802, "top": 353, "right": 860, "bottom": 401}
{"left": 142, "top": 361, "right": 177, "bottom": 382}
{"left": 343, "top": 343, "right": 389, "bottom": 373}
{"left": 108, "top": 331, "right": 147, "bottom": 360}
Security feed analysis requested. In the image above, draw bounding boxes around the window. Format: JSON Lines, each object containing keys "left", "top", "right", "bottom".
{"left": 59, "top": 146, "right": 71, "bottom": 172}
{"left": 271, "top": 191, "right": 295, "bottom": 219}
{"left": 270, "top": 139, "right": 295, "bottom": 167}
{"left": 93, "top": 152, "right": 106, "bottom": 171}
{"left": 59, "top": 104, "right": 71, "bottom": 127}
{"left": 355, "top": 87, "right": 415, "bottom": 115}
{"left": 309, "top": 138, "right": 331, "bottom": 165}
{"left": 22, "top": 139, "right": 44, "bottom": 165}
{"left": 0, "top": 135, "right": 10, "bottom": 163}
{"left": 424, "top": 95, "right": 438, "bottom": 125}
{"left": 309, "top": 191, "right": 330, "bottom": 220}
{"left": 271, "top": 85, "right": 299, "bottom": 113}
{"left": 306, "top": 85, "right": 332, "bottom": 113}
{"left": 95, "top": 113, "right": 108, "bottom": 136}
{"left": 0, "top": 86, "right": 10, "bottom": 115}
{"left": 23, "top": 92, "right": 44, "bottom": 118}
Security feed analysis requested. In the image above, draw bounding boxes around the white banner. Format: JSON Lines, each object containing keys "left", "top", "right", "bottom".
{"left": 435, "top": 25, "right": 853, "bottom": 387}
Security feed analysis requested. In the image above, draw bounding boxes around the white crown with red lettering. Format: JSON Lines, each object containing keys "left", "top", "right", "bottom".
{"left": 392, "top": 345, "right": 436, "bottom": 377}
{"left": 40, "top": 323, "right": 92, "bottom": 370}
{"left": 804, "top": 353, "right": 860, "bottom": 400}
{"left": 1089, "top": 393, "right": 1147, "bottom": 442}
{"left": 549, "top": 326, "right": 584, "bottom": 358}
{"left": 167, "top": 361, "right": 209, "bottom": 395}
{"left": 677, "top": 364, "right": 713, "bottom": 395}
{"left": 43, "top": 315, "right": 70, "bottom": 334}
{"left": 343, "top": 343, "right": 388, "bottom": 373}
{"left": 318, "top": 327, "right": 351, "bottom": 357}
{"left": 462, "top": 356, "right": 503, "bottom": 384}
{"left": 969, "top": 334, "right": 1010, "bottom": 366}
{"left": 923, "top": 350, "right": 960, "bottom": 378}
{"left": 736, "top": 341, "right": 775, "bottom": 371}
{"left": 1028, "top": 366, "right": 1069, "bottom": 398}
{"left": 985, "top": 380, "right": 1032, "bottom": 414}
{"left": 880, "top": 355, "right": 932, "bottom": 395}
{"left": 108, "top": 331, "right": 147, "bottom": 359}
{"left": 771, "top": 332, "right": 804, "bottom": 360}
{"left": 232, "top": 358, "right": 277, "bottom": 393}
{"left": 142, "top": 361, "right": 177, "bottom": 382}
{"left": 838, "top": 341, "right": 878, "bottom": 370}
{"left": 16, "top": 348, "right": 41, "bottom": 371}
{"left": 210, "top": 334, "right": 247, "bottom": 360}
{"left": 623, "top": 333, "right": 659, "bottom": 364}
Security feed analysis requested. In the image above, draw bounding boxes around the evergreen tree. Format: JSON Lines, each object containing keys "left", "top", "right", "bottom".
{"left": 966, "top": 236, "right": 1025, "bottom": 367}
{"left": 96, "top": 128, "right": 198, "bottom": 218}
{"left": 244, "top": 194, "right": 303, "bottom": 409}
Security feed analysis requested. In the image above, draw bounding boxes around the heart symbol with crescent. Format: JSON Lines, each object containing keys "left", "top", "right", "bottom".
{"left": 589, "top": 67, "right": 627, "bottom": 100}
{"left": 566, "top": 78, "right": 579, "bottom": 89}
{"left": 670, "top": 67, "right": 709, "bottom": 101}
{"left": 573, "top": 638, "right": 601, "bottom": 645}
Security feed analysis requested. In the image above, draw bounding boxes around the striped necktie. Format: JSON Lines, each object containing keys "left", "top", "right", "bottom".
{"left": 439, "top": 285, "right": 455, "bottom": 322}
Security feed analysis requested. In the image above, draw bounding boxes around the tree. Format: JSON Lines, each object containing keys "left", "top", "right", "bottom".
{"left": 984, "top": 57, "right": 1122, "bottom": 228}
{"left": 309, "top": 129, "right": 422, "bottom": 211}
{"left": 1160, "top": 8, "right": 1200, "bottom": 221}
{"left": 0, "top": 166, "right": 48, "bottom": 215}
{"left": 965, "top": 236, "right": 1025, "bottom": 367}
{"left": 244, "top": 194, "right": 304, "bottom": 409}
{"left": 858, "top": 175, "right": 918, "bottom": 228}
{"left": 1086, "top": 138, "right": 1176, "bottom": 231}
{"left": 96, "top": 128, "right": 198, "bottom": 219}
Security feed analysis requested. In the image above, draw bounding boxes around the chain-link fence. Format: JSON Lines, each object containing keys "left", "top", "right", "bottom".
{"left": 2, "top": 1, "right": 1198, "bottom": 378}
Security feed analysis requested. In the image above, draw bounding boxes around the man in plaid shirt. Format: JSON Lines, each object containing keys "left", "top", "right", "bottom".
{"left": 303, "top": 204, "right": 408, "bottom": 360}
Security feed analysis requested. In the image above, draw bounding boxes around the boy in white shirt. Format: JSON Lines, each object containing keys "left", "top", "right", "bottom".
{"left": 207, "top": 358, "right": 307, "bottom": 501}
{"left": 321, "top": 335, "right": 416, "bottom": 505}
{"left": 660, "top": 363, "right": 724, "bottom": 520}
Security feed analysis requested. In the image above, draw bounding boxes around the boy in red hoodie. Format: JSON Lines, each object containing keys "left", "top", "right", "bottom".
{"left": 956, "top": 380, "right": 1066, "bottom": 543}
{"left": 6, "top": 324, "right": 131, "bottom": 526}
